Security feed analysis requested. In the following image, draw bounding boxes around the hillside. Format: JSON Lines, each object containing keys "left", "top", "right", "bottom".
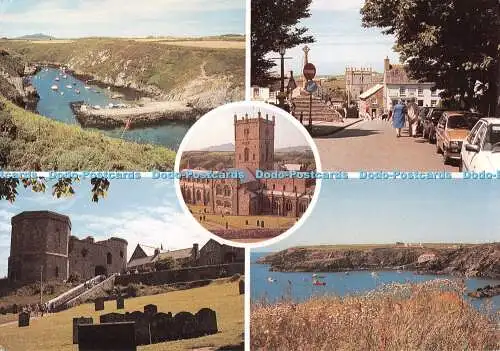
{"left": 0, "top": 98, "right": 175, "bottom": 170}
{"left": 257, "top": 243, "right": 500, "bottom": 279}
{"left": 15, "top": 34, "right": 55, "bottom": 40}
{"left": 0, "top": 38, "right": 244, "bottom": 108}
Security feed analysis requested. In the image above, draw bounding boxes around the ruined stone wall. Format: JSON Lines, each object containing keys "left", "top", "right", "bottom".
{"left": 115, "top": 263, "right": 244, "bottom": 286}
{"left": 69, "top": 237, "right": 127, "bottom": 280}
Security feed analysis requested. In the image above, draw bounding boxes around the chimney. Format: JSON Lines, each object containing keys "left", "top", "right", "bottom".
{"left": 384, "top": 57, "right": 390, "bottom": 72}
{"left": 192, "top": 243, "right": 199, "bottom": 260}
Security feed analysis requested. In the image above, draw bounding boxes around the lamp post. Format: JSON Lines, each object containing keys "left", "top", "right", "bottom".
{"left": 278, "top": 44, "right": 286, "bottom": 109}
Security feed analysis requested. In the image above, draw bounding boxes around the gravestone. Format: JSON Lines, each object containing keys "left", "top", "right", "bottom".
{"left": 133, "top": 317, "right": 152, "bottom": 346}
{"left": 174, "top": 311, "right": 199, "bottom": 339}
{"left": 150, "top": 312, "right": 174, "bottom": 343}
{"left": 72, "top": 317, "right": 93, "bottom": 344}
{"left": 239, "top": 279, "right": 245, "bottom": 295}
{"left": 143, "top": 304, "right": 157, "bottom": 318}
{"left": 116, "top": 296, "right": 124, "bottom": 309}
{"left": 78, "top": 322, "right": 136, "bottom": 351}
{"left": 18, "top": 311, "right": 29, "bottom": 327}
{"left": 100, "top": 312, "right": 124, "bottom": 324}
{"left": 94, "top": 297, "right": 104, "bottom": 311}
{"left": 195, "top": 308, "right": 218, "bottom": 336}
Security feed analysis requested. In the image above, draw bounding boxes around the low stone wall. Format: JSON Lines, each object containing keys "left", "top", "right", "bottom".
{"left": 64, "top": 274, "right": 117, "bottom": 309}
{"left": 211, "top": 229, "right": 285, "bottom": 240}
{"left": 115, "top": 263, "right": 243, "bottom": 286}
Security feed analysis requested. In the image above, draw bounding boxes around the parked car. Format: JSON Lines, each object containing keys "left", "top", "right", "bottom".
{"left": 416, "top": 106, "right": 430, "bottom": 135}
{"left": 460, "top": 118, "right": 500, "bottom": 171}
{"left": 422, "top": 108, "right": 447, "bottom": 143}
{"left": 435, "top": 111, "right": 483, "bottom": 164}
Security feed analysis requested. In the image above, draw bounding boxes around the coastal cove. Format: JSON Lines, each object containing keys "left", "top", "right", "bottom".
{"left": 251, "top": 252, "right": 500, "bottom": 311}
{"left": 29, "top": 67, "right": 193, "bottom": 149}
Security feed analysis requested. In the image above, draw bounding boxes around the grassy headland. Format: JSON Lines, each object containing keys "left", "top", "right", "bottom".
{"left": 251, "top": 280, "right": 500, "bottom": 350}
{"left": 0, "top": 97, "right": 175, "bottom": 170}
{"left": 1, "top": 38, "right": 245, "bottom": 106}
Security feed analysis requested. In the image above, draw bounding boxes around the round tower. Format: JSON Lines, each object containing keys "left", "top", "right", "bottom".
{"left": 8, "top": 211, "right": 71, "bottom": 283}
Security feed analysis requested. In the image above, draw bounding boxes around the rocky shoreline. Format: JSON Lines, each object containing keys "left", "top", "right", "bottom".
{"left": 256, "top": 243, "right": 500, "bottom": 280}
{"left": 467, "top": 284, "right": 500, "bottom": 298}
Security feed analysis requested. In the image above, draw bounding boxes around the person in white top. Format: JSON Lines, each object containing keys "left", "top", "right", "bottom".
{"left": 407, "top": 98, "right": 419, "bottom": 137}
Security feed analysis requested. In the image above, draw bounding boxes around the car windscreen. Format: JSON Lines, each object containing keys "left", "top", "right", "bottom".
{"left": 447, "top": 115, "right": 469, "bottom": 129}
{"left": 483, "top": 124, "right": 500, "bottom": 151}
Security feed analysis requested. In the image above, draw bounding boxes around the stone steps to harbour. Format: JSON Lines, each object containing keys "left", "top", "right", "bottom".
{"left": 292, "top": 94, "right": 343, "bottom": 122}
{"left": 46, "top": 275, "right": 107, "bottom": 312}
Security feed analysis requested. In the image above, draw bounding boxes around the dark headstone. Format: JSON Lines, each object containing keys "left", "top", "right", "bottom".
{"left": 150, "top": 312, "right": 174, "bottom": 343}
{"left": 78, "top": 322, "right": 136, "bottom": 351}
{"left": 143, "top": 304, "right": 157, "bottom": 317}
{"left": 73, "top": 317, "right": 93, "bottom": 344}
{"left": 239, "top": 279, "right": 244, "bottom": 295}
{"left": 18, "top": 311, "right": 29, "bottom": 327}
{"left": 116, "top": 296, "right": 124, "bottom": 309}
{"left": 174, "top": 311, "right": 199, "bottom": 338}
{"left": 126, "top": 311, "right": 144, "bottom": 322}
{"left": 100, "top": 312, "right": 124, "bottom": 324}
{"left": 195, "top": 308, "right": 218, "bottom": 336}
{"left": 94, "top": 298, "right": 104, "bottom": 311}
{"left": 133, "top": 318, "right": 152, "bottom": 346}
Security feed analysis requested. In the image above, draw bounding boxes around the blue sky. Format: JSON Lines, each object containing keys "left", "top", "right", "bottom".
{"left": 0, "top": 0, "right": 244, "bottom": 38}
{"left": 270, "top": 0, "right": 400, "bottom": 76}
{"left": 0, "top": 178, "right": 208, "bottom": 278}
{"left": 256, "top": 180, "right": 500, "bottom": 252}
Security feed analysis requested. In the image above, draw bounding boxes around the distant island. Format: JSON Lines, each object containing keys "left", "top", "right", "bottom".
{"left": 257, "top": 243, "right": 500, "bottom": 280}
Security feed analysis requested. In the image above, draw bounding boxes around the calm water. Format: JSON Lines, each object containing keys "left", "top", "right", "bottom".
{"left": 30, "top": 68, "right": 191, "bottom": 149}
{"left": 251, "top": 252, "right": 500, "bottom": 311}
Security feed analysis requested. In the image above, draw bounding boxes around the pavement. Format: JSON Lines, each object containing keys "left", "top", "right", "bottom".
{"left": 313, "top": 118, "right": 458, "bottom": 171}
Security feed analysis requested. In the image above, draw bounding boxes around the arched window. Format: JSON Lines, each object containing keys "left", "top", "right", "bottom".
{"left": 196, "top": 189, "right": 202, "bottom": 201}
{"left": 265, "top": 142, "right": 269, "bottom": 161}
{"left": 120, "top": 251, "right": 124, "bottom": 258}
{"left": 216, "top": 185, "right": 222, "bottom": 195}
{"left": 206, "top": 192, "right": 210, "bottom": 203}
{"left": 224, "top": 201, "right": 231, "bottom": 207}
{"left": 107, "top": 252, "right": 112, "bottom": 265}
{"left": 253, "top": 153, "right": 255, "bottom": 160}
{"left": 244, "top": 147, "right": 249, "bottom": 161}
{"left": 272, "top": 184, "right": 275, "bottom": 190}
{"left": 55, "top": 266, "right": 59, "bottom": 278}
{"left": 286, "top": 201, "right": 293, "bottom": 211}
{"left": 224, "top": 186, "right": 231, "bottom": 197}
{"left": 282, "top": 185, "right": 286, "bottom": 191}
{"left": 216, "top": 200, "right": 223, "bottom": 206}
{"left": 294, "top": 186, "right": 297, "bottom": 193}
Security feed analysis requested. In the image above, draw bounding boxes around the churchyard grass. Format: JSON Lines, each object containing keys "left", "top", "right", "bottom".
{"left": 0, "top": 280, "right": 243, "bottom": 350}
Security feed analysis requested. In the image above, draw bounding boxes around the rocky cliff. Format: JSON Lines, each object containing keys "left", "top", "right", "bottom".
{"left": 0, "top": 49, "right": 39, "bottom": 108}
{"left": 258, "top": 243, "right": 500, "bottom": 279}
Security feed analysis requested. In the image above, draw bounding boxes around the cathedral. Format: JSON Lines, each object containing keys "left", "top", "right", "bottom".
{"left": 180, "top": 112, "right": 315, "bottom": 218}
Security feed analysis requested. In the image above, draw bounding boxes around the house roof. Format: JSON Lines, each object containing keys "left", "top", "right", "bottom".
{"left": 359, "top": 84, "right": 384, "bottom": 99}
{"left": 155, "top": 248, "right": 192, "bottom": 261}
{"left": 385, "top": 64, "right": 419, "bottom": 84}
{"left": 128, "top": 256, "right": 155, "bottom": 268}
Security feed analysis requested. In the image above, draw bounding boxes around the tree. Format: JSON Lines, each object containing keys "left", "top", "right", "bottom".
{"left": 361, "top": 0, "right": 500, "bottom": 115}
{"left": 0, "top": 177, "right": 110, "bottom": 203}
{"left": 251, "top": 0, "right": 315, "bottom": 86}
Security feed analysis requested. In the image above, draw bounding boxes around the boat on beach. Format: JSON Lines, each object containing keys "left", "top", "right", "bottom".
{"left": 66, "top": 85, "right": 72, "bottom": 89}
{"left": 75, "top": 89, "right": 80, "bottom": 94}
{"left": 51, "top": 85, "right": 58, "bottom": 90}
{"left": 55, "top": 77, "right": 60, "bottom": 81}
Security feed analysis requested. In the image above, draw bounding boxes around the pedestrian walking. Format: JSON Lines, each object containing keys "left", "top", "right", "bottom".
{"left": 392, "top": 99, "right": 407, "bottom": 137}
{"left": 407, "top": 98, "right": 419, "bottom": 137}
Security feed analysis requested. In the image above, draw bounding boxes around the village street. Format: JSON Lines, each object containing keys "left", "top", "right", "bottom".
{"left": 314, "top": 119, "right": 457, "bottom": 171}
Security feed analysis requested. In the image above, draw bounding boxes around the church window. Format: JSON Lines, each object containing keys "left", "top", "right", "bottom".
{"left": 224, "top": 186, "right": 231, "bottom": 197}
{"left": 244, "top": 148, "right": 249, "bottom": 161}
{"left": 81, "top": 248, "right": 88, "bottom": 258}
{"left": 272, "top": 184, "right": 275, "bottom": 190}
{"left": 107, "top": 252, "right": 112, "bottom": 265}
{"left": 282, "top": 185, "right": 286, "bottom": 191}
{"left": 224, "top": 201, "right": 231, "bottom": 207}
{"left": 294, "top": 186, "right": 297, "bottom": 192}
{"left": 253, "top": 153, "right": 255, "bottom": 160}
{"left": 55, "top": 266, "right": 59, "bottom": 278}
{"left": 196, "top": 189, "right": 202, "bottom": 201}
{"left": 286, "top": 201, "right": 293, "bottom": 211}
{"left": 216, "top": 185, "right": 222, "bottom": 195}
{"left": 265, "top": 143, "right": 269, "bottom": 161}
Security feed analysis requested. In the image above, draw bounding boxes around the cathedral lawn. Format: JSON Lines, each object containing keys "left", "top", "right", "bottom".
{"left": 188, "top": 205, "right": 296, "bottom": 230}
{"left": 0, "top": 280, "right": 243, "bottom": 351}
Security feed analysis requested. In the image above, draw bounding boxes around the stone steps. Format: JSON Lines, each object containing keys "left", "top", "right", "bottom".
{"left": 292, "top": 95, "right": 342, "bottom": 122}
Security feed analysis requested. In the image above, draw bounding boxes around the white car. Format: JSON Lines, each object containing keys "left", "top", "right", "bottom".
{"left": 460, "top": 118, "right": 500, "bottom": 171}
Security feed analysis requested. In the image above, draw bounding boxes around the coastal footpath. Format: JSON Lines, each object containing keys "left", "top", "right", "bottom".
{"left": 257, "top": 243, "right": 500, "bottom": 279}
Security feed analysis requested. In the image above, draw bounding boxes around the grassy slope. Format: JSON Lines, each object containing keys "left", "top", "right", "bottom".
{"left": 0, "top": 280, "right": 243, "bottom": 351}
{"left": 0, "top": 39, "right": 244, "bottom": 94}
{"left": 252, "top": 280, "right": 500, "bottom": 350}
{"left": 1, "top": 98, "right": 175, "bottom": 170}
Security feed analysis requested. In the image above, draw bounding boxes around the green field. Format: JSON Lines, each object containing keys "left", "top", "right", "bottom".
{"left": 1, "top": 38, "right": 245, "bottom": 94}
{"left": 0, "top": 280, "right": 243, "bottom": 351}
{"left": 0, "top": 97, "right": 175, "bottom": 170}
{"left": 189, "top": 205, "right": 296, "bottom": 230}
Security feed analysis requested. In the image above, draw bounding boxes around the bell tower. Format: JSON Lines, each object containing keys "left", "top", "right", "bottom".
{"left": 234, "top": 112, "right": 275, "bottom": 174}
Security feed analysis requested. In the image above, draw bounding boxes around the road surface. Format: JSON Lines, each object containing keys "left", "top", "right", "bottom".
{"left": 314, "top": 119, "right": 458, "bottom": 171}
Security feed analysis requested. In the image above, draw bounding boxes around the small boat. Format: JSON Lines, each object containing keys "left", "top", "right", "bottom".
{"left": 267, "top": 277, "right": 276, "bottom": 283}
{"left": 51, "top": 85, "right": 58, "bottom": 90}
{"left": 63, "top": 74, "right": 67, "bottom": 79}
{"left": 60, "top": 92, "right": 64, "bottom": 95}
{"left": 84, "top": 86, "right": 91, "bottom": 90}
{"left": 108, "top": 103, "right": 114, "bottom": 108}
{"left": 371, "top": 272, "right": 379, "bottom": 278}
{"left": 93, "top": 105, "right": 101, "bottom": 110}
{"left": 55, "top": 77, "right": 60, "bottom": 81}
{"left": 75, "top": 89, "right": 80, "bottom": 94}
{"left": 312, "top": 280, "right": 326, "bottom": 286}
{"left": 312, "top": 274, "right": 326, "bottom": 278}
{"left": 66, "top": 85, "right": 72, "bottom": 89}
{"left": 344, "top": 272, "right": 349, "bottom": 276}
